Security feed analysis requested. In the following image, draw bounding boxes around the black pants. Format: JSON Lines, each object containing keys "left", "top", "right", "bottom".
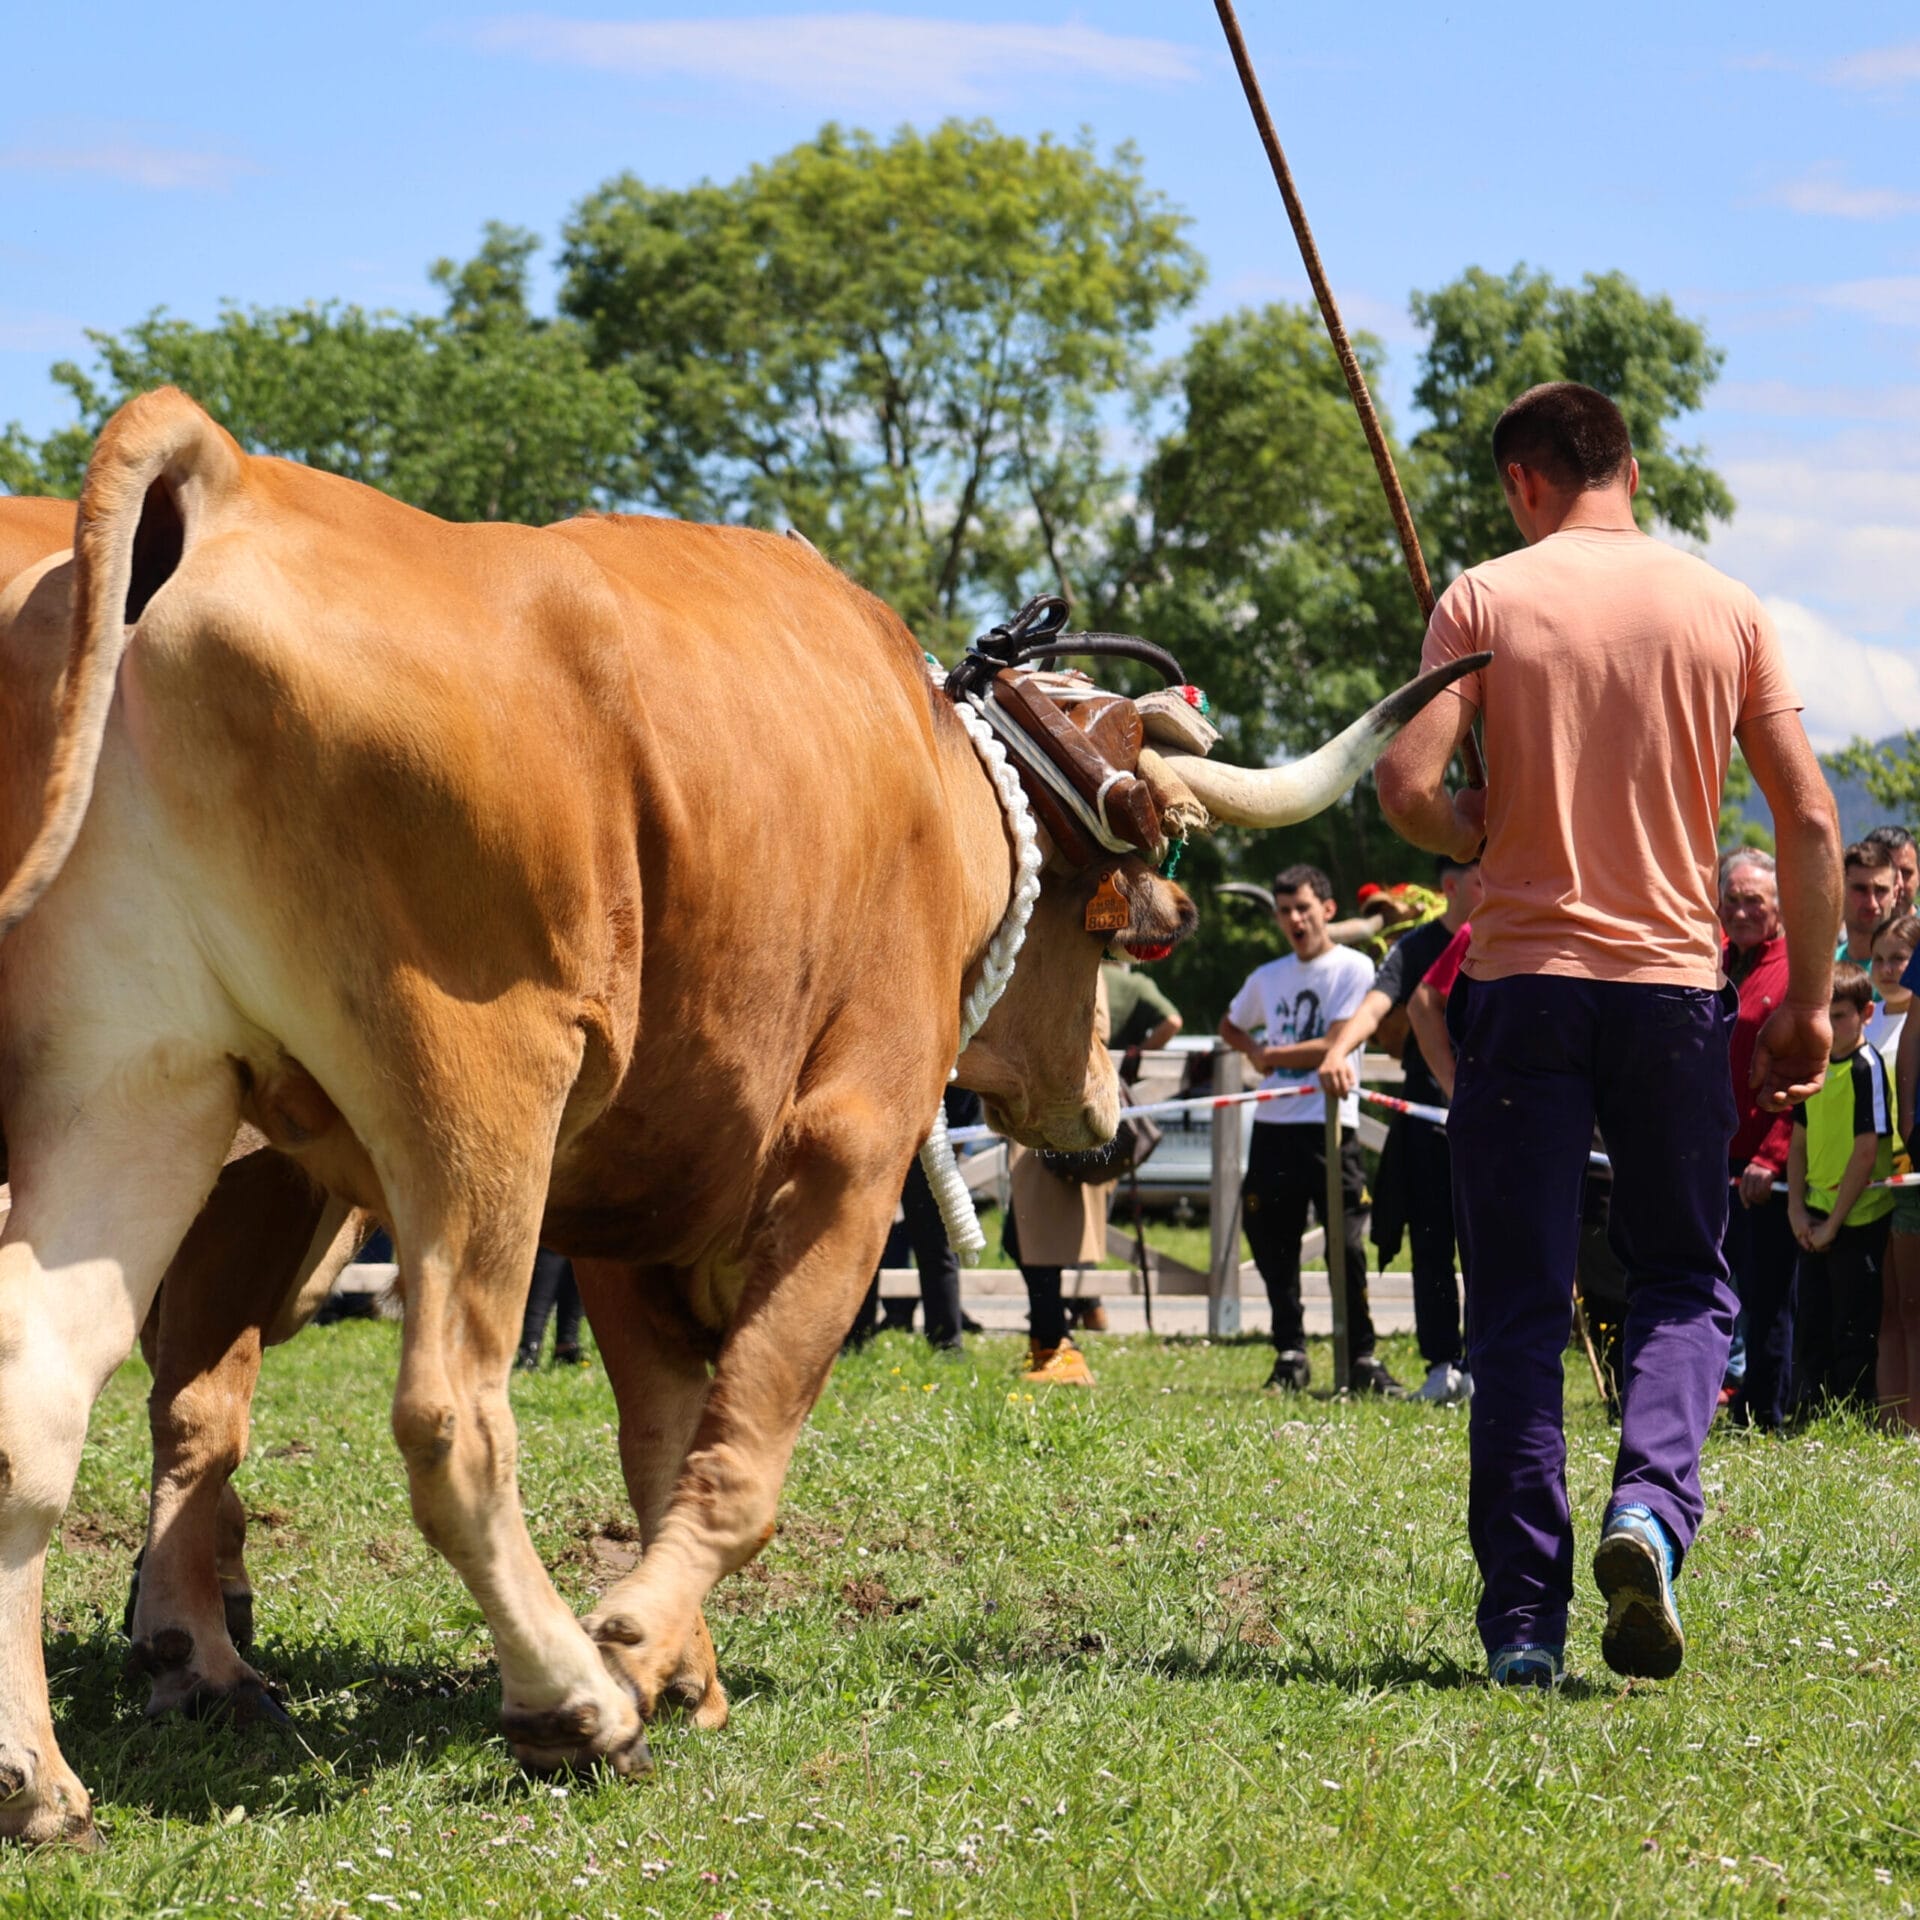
{"left": 1404, "top": 1117, "right": 1463, "bottom": 1368}
{"left": 1792, "top": 1212, "right": 1890, "bottom": 1417}
{"left": 1242, "top": 1122, "right": 1374, "bottom": 1357}
{"left": 520, "top": 1249, "right": 581, "bottom": 1360}
{"left": 848, "top": 1152, "right": 965, "bottom": 1349}
{"left": 1000, "top": 1205, "right": 1069, "bottom": 1348}
{"left": 1724, "top": 1187, "right": 1797, "bottom": 1428}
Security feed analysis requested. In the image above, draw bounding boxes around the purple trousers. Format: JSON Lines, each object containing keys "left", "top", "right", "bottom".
{"left": 1447, "top": 974, "right": 1738, "bottom": 1655}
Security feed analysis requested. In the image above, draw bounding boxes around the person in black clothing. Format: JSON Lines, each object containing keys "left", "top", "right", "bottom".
{"left": 844, "top": 1086, "right": 979, "bottom": 1353}
{"left": 518, "top": 1248, "right": 586, "bottom": 1368}
{"left": 1319, "top": 855, "right": 1483, "bottom": 1403}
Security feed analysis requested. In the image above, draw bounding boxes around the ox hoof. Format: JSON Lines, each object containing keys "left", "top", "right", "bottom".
{"left": 501, "top": 1698, "right": 651, "bottom": 1781}
{"left": 178, "top": 1679, "right": 292, "bottom": 1732}
{"left": 0, "top": 1752, "right": 98, "bottom": 1850}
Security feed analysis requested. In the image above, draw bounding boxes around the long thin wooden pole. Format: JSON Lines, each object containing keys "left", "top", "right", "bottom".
{"left": 1324, "top": 1099, "right": 1350, "bottom": 1390}
{"left": 1212, "top": 0, "right": 1485, "bottom": 790}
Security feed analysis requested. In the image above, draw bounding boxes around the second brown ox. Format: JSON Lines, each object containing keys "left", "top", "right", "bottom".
{"left": 0, "top": 390, "right": 1479, "bottom": 1845}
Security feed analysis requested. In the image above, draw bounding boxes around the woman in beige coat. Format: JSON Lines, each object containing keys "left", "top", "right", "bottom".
{"left": 1003, "top": 975, "right": 1114, "bottom": 1383}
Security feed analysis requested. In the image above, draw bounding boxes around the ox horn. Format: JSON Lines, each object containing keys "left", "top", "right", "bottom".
{"left": 1154, "top": 652, "right": 1492, "bottom": 829}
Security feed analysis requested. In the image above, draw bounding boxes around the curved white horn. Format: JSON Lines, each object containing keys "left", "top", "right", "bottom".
{"left": 1157, "top": 653, "right": 1492, "bottom": 829}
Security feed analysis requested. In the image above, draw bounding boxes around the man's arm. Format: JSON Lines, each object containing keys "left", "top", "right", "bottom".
{"left": 1141, "top": 1013, "right": 1182, "bottom": 1050}
{"left": 1407, "top": 981, "right": 1456, "bottom": 1099}
{"left": 1219, "top": 1013, "right": 1330, "bottom": 1077}
{"left": 1739, "top": 707, "right": 1842, "bottom": 1110}
{"left": 1375, "top": 697, "right": 1485, "bottom": 860}
{"left": 1319, "top": 989, "right": 1393, "bottom": 1098}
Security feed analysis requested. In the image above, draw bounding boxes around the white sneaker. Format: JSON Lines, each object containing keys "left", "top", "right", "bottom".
{"left": 1457, "top": 1369, "right": 1473, "bottom": 1402}
{"left": 1412, "top": 1361, "right": 1463, "bottom": 1403}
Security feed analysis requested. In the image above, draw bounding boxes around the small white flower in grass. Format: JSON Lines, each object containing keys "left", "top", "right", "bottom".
{"left": 1876, "top": 1868, "right": 1894, "bottom": 1886}
{"left": 374, "top": 1847, "right": 393, "bottom": 1860}
{"left": 1321, "top": 1780, "right": 1342, "bottom": 1791}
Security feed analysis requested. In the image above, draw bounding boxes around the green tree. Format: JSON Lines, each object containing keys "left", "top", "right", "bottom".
{"left": 1410, "top": 265, "right": 1733, "bottom": 574}
{"left": 0, "top": 224, "right": 643, "bottom": 524}
{"left": 1719, "top": 746, "right": 1774, "bottom": 853}
{"left": 558, "top": 120, "right": 1202, "bottom": 649}
{"left": 1825, "top": 734, "right": 1920, "bottom": 821}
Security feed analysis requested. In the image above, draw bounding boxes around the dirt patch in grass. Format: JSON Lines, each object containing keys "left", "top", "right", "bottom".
{"left": 840, "top": 1577, "right": 923, "bottom": 1621}
{"left": 59, "top": 1512, "right": 140, "bottom": 1554}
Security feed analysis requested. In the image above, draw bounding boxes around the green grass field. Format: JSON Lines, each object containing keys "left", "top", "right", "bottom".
{"left": 15, "top": 1320, "right": 1920, "bottom": 1917}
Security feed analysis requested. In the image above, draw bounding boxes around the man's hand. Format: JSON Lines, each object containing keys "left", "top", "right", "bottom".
{"left": 1750, "top": 1002, "right": 1832, "bottom": 1112}
{"left": 1737, "top": 1161, "right": 1776, "bottom": 1209}
{"left": 1807, "top": 1215, "right": 1839, "bottom": 1253}
{"left": 1319, "top": 1050, "right": 1359, "bottom": 1098}
{"left": 1788, "top": 1201, "right": 1816, "bottom": 1250}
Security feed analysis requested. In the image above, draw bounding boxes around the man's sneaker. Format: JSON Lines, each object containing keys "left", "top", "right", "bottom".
{"left": 1488, "top": 1642, "right": 1565, "bottom": 1689}
{"left": 1594, "top": 1503, "right": 1685, "bottom": 1680}
{"left": 1413, "top": 1361, "right": 1464, "bottom": 1404}
{"left": 1264, "top": 1349, "right": 1311, "bottom": 1393}
{"left": 1349, "top": 1355, "right": 1406, "bottom": 1398}
{"left": 1457, "top": 1370, "right": 1473, "bottom": 1401}
{"left": 1024, "top": 1339, "right": 1094, "bottom": 1386}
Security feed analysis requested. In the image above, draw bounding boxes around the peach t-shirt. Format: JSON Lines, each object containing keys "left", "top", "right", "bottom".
{"left": 1420, "top": 528, "right": 1800, "bottom": 988}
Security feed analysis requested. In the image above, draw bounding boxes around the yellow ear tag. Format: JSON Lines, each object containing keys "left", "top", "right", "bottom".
{"left": 1085, "top": 871, "right": 1130, "bottom": 934}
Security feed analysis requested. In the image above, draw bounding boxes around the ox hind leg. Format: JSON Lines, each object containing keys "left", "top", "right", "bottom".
{"left": 128, "top": 1149, "right": 364, "bottom": 1721}
{"left": 0, "top": 1059, "right": 239, "bottom": 1845}
{"left": 571, "top": 1261, "right": 727, "bottom": 1729}
{"left": 583, "top": 1104, "right": 907, "bottom": 1718}
{"left": 375, "top": 1069, "right": 649, "bottom": 1778}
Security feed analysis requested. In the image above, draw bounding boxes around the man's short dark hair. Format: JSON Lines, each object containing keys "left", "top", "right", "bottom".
{"left": 1831, "top": 959, "right": 1874, "bottom": 1014}
{"left": 1434, "top": 853, "right": 1479, "bottom": 882}
{"left": 1272, "top": 863, "right": 1333, "bottom": 903}
{"left": 1864, "top": 824, "right": 1916, "bottom": 859}
{"left": 1844, "top": 839, "right": 1896, "bottom": 877}
{"left": 1491, "top": 382, "right": 1634, "bottom": 492}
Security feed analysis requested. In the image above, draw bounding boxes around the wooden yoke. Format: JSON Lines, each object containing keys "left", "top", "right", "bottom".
{"left": 991, "top": 671, "right": 1162, "bottom": 857}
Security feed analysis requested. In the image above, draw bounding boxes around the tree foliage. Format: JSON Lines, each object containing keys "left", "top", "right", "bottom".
{"left": 1825, "top": 733, "right": 1920, "bottom": 821}
{"left": 0, "top": 225, "right": 642, "bottom": 524}
{"left": 1410, "top": 265, "right": 1733, "bottom": 575}
{"left": 558, "top": 121, "right": 1202, "bottom": 649}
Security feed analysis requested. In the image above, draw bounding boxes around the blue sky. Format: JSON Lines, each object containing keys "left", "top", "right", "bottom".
{"left": 4, "top": 2, "right": 1918, "bottom": 746}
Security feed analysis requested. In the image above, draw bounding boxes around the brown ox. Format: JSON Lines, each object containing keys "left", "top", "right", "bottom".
{"left": 0, "top": 392, "right": 1477, "bottom": 1844}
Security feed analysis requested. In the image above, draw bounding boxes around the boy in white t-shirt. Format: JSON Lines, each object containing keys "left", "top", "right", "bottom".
{"left": 1220, "top": 865, "right": 1403, "bottom": 1396}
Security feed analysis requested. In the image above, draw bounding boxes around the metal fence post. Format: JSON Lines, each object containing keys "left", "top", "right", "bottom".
{"left": 1208, "top": 1044, "right": 1245, "bottom": 1337}
{"left": 1325, "top": 1096, "right": 1350, "bottom": 1390}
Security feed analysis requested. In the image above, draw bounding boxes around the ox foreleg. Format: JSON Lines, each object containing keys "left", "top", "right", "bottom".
{"left": 129, "top": 1153, "right": 361, "bottom": 1722}
{"left": 571, "top": 1262, "right": 727, "bottom": 1729}
{"left": 0, "top": 1058, "right": 239, "bottom": 1847}
{"left": 583, "top": 1120, "right": 902, "bottom": 1719}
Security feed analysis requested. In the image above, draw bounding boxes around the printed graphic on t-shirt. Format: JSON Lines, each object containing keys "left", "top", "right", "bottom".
{"left": 1227, "top": 947, "right": 1372, "bottom": 1128}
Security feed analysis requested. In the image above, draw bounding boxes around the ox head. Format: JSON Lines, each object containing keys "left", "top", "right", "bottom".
{"left": 952, "top": 634, "right": 1490, "bottom": 1151}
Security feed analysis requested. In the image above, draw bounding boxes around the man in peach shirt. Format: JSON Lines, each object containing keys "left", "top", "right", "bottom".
{"left": 1376, "top": 382, "right": 1841, "bottom": 1688}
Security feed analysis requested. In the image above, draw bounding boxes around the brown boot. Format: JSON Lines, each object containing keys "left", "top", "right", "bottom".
{"left": 1023, "top": 1338, "right": 1094, "bottom": 1385}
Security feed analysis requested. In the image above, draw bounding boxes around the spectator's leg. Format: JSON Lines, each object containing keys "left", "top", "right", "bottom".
{"left": 1242, "top": 1123, "right": 1312, "bottom": 1357}
{"left": 1733, "top": 1197, "right": 1797, "bottom": 1429}
{"left": 518, "top": 1248, "right": 568, "bottom": 1367}
{"left": 1882, "top": 1228, "right": 1920, "bottom": 1431}
{"left": 1023, "top": 1265, "right": 1068, "bottom": 1350}
{"left": 1790, "top": 1238, "right": 1832, "bottom": 1418}
{"left": 551, "top": 1262, "right": 584, "bottom": 1361}
{"left": 1594, "top": 985, "right": 1737, "bottom": 1566}
{"left": 1830, "top": 1220, "right": 1889, "bottom": 1414}
{"left": 1407, "top": 1121, "right": 1463, "bottom": 1370}
{"left": 901, "top": 1157, "right": 963, "bottom": 1351}
{"left": 1447, "top": 975, "right": 1597, "bottom": 1659}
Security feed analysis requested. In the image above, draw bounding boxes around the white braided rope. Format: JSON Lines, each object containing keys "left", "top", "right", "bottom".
{"left": 918, "top": 693, "right": 1044, "bottom": 1260}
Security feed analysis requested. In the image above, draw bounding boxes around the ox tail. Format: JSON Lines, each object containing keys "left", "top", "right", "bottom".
{"left": 0, "top": 387, "right": 242, "bottom": 941}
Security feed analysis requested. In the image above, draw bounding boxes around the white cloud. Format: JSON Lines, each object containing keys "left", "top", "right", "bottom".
{"left": 1764, "top": 599, "right": 1920, "bottom": 751}
{"left": 1810, "top": 277, "right": 1920, "bottom": 325}
{"left": 1715, "top": 380, "right": 1920, "bottom": 424}
{"left": 468, "top": 12, "right": 1203, "bottom": 108}
{"left": 0, "top": 140, "right": 256, "bottom": 191}
{"left": 1824, "top": 41, "right": 1920, "bottom": 91}
{"left": 1770, "top": 166, "right": 1920, "bottom": 221}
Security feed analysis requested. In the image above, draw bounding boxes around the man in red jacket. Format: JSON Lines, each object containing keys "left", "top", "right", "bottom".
{"left": 1720, "top": 849, "right": 1796, "bottom": 1427}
